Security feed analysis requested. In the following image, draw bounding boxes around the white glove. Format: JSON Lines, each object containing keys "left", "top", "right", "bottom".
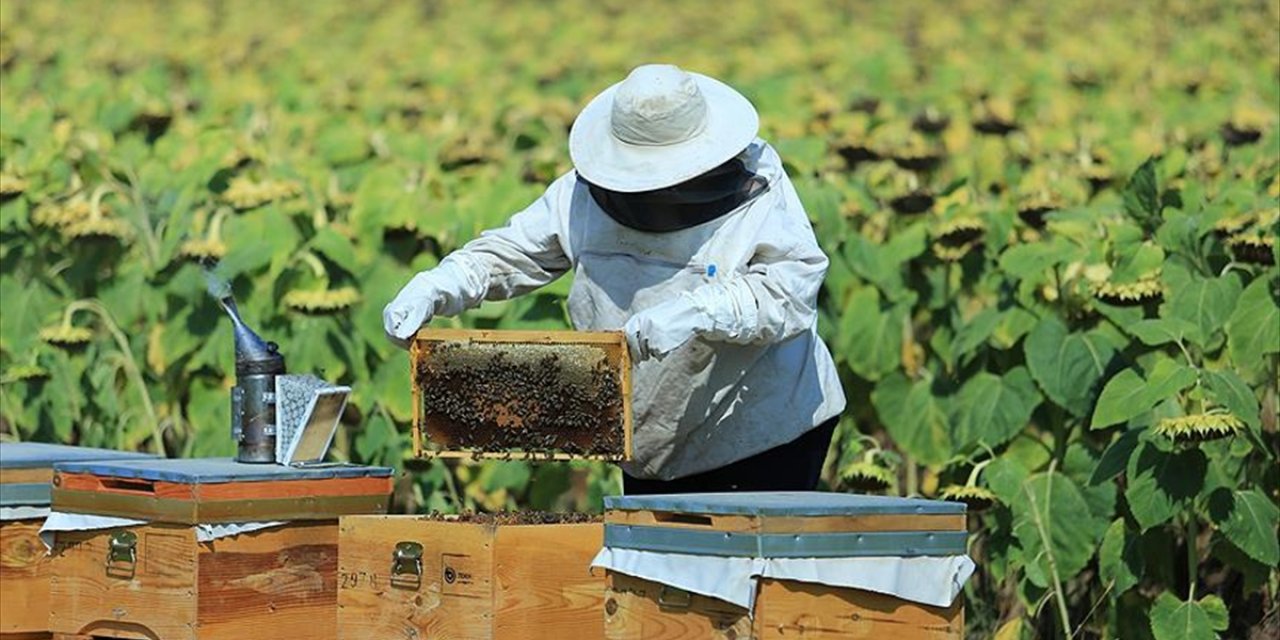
{"left": 383, "top": 272, "right": 440, "bottom": 349}
{"left": 624, "top": 292, "right": 710, "bottom": 361}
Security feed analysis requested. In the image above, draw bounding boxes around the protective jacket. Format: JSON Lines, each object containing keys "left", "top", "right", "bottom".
{"left": 404, "top": 139, "right": 845, "bottom": 480}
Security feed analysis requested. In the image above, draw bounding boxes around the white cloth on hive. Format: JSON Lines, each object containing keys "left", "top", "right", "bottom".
{"left": 0, "top": 505, "right": 51, "bottom": 522}
{"left": 590, "top": 547, "right": 974, "bottom": 612}
{"left": 38, "top": 511, "right": 286, "bottom": 552}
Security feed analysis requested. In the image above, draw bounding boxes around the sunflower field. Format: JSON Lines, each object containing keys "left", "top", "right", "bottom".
{"left": 1, "top": 1, "right": 1277, "bottom": 637}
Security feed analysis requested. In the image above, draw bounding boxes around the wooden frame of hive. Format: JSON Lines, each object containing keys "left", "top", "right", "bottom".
{"left": 410, "top": 329, "right": 633, "bottom": 462}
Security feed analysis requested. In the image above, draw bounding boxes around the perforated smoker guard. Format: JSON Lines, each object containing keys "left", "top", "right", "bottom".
{"left": 274, "top": 374, "right": 351, "bottom": 465}
{"left": 50, "top": 457, "right": 394, "bottom": 523}
{"left": 603, "top": 492, "right": 968, "bottom": 558}
{"left": 0, "top": 442, "right": 155, "bottom": 508}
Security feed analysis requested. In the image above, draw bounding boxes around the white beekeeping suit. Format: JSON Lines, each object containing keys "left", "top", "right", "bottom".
{"left": 384, "top": 64, "right": 845, "bottom": 481}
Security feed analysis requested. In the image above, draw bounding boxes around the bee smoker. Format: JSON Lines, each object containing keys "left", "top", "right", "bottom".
{"left": 217, "top": 295, "right": 286, "bottom": 464}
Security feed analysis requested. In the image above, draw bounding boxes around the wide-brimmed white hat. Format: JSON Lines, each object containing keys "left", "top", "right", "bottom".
{"left": 569, "top": 64, "right": 759, "bottom": 193}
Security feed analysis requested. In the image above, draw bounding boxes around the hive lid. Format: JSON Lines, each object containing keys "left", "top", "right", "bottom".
{"left": 53, "top": 457, "right": 393, "bottom": 484}
{"left": 604, "top": 492, "right": 966, "bottom": 516}
{"left": 0, "top": 442, "right": 155, "bottom": 470}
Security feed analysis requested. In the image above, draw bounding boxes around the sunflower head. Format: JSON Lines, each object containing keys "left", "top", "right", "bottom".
{"left": 39, "top": 325, "right": 93, "bottom": 349}
{"left": 1093, "top": 277, "right": 1163, "bottom": 306}
{"left": 1154, "top": 413, "right": 1245, "bottom": 443}
{"left": 1227, "top": 233, "right": 1276, "bottom": 266}
{"left": 0, "top": 173, "right": 27, "bottom": 197}
{"left": 1213, "top": 212, "right": 1258, "bottom": 237}
{"left": 938, "top": 485, "right": 998, "bottom": 512}
{"left": 283, "top": 286, "right": 361, "bottom": 315}
{"left": 221, "top": 177, "right": 303, "bottom": 210}
{"left": 177, "top": 238, "right": 228, "bottom": 264}
{"left": 2, "top": 363, "right": 50, "bottom": 383}
{"left": 931, "top": 216, "right": 986, "bottom": 261}
{"left": 62, "top": 217, "right": 133, "bottom": 243}
{"left": 32, "top": 199, "right": 97, "bottom": 229}
{"left": 838, "top": 462, "right": 894, "bottom": 493}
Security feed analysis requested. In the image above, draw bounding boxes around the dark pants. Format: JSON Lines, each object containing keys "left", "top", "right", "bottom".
{"left": 622, "top": 417, "right": 838, "bottom": 495}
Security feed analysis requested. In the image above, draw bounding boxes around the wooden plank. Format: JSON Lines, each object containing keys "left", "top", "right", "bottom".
{"left": 604, "top": 510, "right": 967, "bottom": 533}
{"left": 48, "top": 524, "right": 198, "bottom": 640}
{"left": 54, "top": 473, "right": 392, "bottom": 502}
{"left": 603, "top": 573, "right": 750, "bottom": 640}
{"left": 415, "top": 328, "right": 627, "bottom": 345}
{"left": 753, "top": 579, "right": 963, "bottom": 639}
{"left": 50, "top": 489, "right": 389, "bottom": 524}
{"left": 338, "top": 517, "right": 495, "bottom": 640}
{"left": 492, "top": 524, "right": 605, "bottom": 639}
{"left": 196, "top": 521, "right": 338, "bottom": 640}
{"left": 0, "top": 521, "right": 51, "bottom": 634}
{"left": 0, "top": 468, "right": 54, "bottom": 485}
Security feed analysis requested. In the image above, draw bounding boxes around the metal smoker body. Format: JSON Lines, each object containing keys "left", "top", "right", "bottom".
{"left": 219, "top": 296, "right": 286, "bottom": 463}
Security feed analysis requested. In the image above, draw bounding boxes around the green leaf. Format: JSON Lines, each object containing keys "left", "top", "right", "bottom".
{"left": 1207, "top": 489, "right": 1280, "bottom": 567}
{"left": 0, "top": 275, "right": 58, "bottom": 356}
{"left": 1125, "top": 442, "right": 1206, "bottom": 531}
{"left": 1163, "top": 271, "right": 1243, "bottom": 347}
{"left": 1122, "top": 157, "right": 1160, "bottom": 229}
{"left": 949, "top": 367, "right": 1040, "bottom": 449}
{"left": 1025, "top": 317, "right": 1118, "bottom": 417}
{"left": 1092, "top": 359, "right": 1196, "bottom": 429}
{"left": 1099, "top": 519, "right": 1142, "bottom": 596}
{"left": 1012, "top": 471, "right": 1098, "bottom": 588}
{"left": 310, "top": 227, "right": 360, "bottom": 275}
{"left": 951, "top": 308, "right": 1002, "bottom": 360}
{"left": 1150, "top": 592, "right": 1227, "bottom": 640}
{"left": 1091, "top": 428, "right": 1143, "bottom": 485}
{"left": 1202, "top": 369, "right": 1261, "bottom": 431}
{"left": 838, "top": 286, "right": 906, "bottom": 381}
{"left": 1127, "top": 318, "right": 1201, "bottom": 346}
{"left": 1226, "top": 275, "right": 1279, "bottom": 373}
{"left": 870, "top": 373, "right": 951, "bottom": 465}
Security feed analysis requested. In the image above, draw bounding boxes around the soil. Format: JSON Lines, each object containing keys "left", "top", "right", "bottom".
{"left": 416, "top": 341, "right": 626, "bottom": 457}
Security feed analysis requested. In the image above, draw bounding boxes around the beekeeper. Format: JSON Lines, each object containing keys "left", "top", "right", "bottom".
{"left": 384, "top": 64, "right": 845, "bottom": 494}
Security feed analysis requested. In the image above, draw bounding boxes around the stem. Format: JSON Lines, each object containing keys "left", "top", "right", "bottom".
{"left": 65, "top": 300, "right": 163, "bottom": 455}
{"left": 905, "top": 457, "right": 918, "bottom": 496}
{"left": 1026, "top": 458, "right": 1073, "bottom": 638}
{"left": 1186, "top": 513, "right": 1198, "bottom": 600}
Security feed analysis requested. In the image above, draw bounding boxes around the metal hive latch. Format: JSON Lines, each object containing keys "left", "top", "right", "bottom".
{"left": 105, "top": 530, "right": 138, "bottom": 579}
{"left": 390, "top": 541, "right": 424, "bottom": 589}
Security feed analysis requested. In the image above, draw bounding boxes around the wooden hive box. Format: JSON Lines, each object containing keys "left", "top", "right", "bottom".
{"left": 44, "top": 458, "right": 393, "bottom": 640}
{"left": 338, "top": 514, "right": 605, "bottom": 640}
{"left": 0, "top": 442, "right": 153, "bottom": 640}
{"left": 600, "top": 492, "right": 969, "bottom": 640}
{"left": 410, "top": 329, "right": 632, "bottom": 462}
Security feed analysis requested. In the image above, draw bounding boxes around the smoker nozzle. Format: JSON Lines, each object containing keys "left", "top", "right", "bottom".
{"left": 218, "top": 296, "right": 286, "bottom": 376}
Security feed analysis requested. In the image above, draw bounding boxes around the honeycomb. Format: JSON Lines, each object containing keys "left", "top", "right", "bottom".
{"left": 415, "top": 339, "right": 628, "bottom": 459}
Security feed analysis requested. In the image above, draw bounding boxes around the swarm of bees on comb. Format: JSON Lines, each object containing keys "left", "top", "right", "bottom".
{"left": 416, "top": 340, "right": 627, "bottom": 459}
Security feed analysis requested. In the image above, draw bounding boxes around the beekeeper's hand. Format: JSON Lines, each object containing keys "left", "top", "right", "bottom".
{"left": 624, "top": 292, "right": 710, "bottom": 361}
{"left": 383, "top": 272, "right": 441, "bottom": 349}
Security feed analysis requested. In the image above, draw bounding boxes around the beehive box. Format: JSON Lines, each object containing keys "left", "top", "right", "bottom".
{"left": 0, "top": 442, "right": 154, "bottom": 639}
{"left": 338, "top": 514, "right": 605, "bottom": 640}
{"left": 600, "top": 492, "right": 969, "bottom": 640}
{"left": 44, "top": 458, "right": 393, "bottom": 640}
{"left": 410, "top": 329, "right": 632, "bottom": 461}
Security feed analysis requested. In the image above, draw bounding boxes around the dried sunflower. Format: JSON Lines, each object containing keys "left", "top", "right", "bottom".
{"left": 221, "top": 177, "right": 303, "bottom": 210}
{"left": 32, "top": 199, "right": 96, "bottom": 229}
{"left": 1093, "top": 277, "right": 1163, "bottom": 305}
{"left": 971, "top": 96, "right": 1018, "bottom": 136}
{"left": 1221, "top": 102, "right": 1270, "bottom": 146}
{"left": 39, "top": 325, "right": 93, "bottom": 348}
{"left": 2, "top": 364, "right": 50, "bottom": 383}
{"left": 838, "top": 462, "right": 893, "bottom": 493}
{"left": 283, "top": 286, "right": 361, "bottom": 314}
{"left": 1154, "top": 413, "right": 1244, "bottom": 443}
{"left": 931, "top": 216, "right": 986, "bottom": 261}
{"left": 177, "top": 238, "right": 228, "bottom": 263}
{"left": 0, "top": 173, "right": 27, "bottom": 197}
{"left": 62, "top": 217, "right": 132, "bottom": 242}
{"left": 1213, "top": 212, "right": 1258, "bottom": 237}
{"left": 939, "top": 485, "right": 998, "bottom": 512}
{"left": 1227, "top": 233, "right": 1275, "bottom": 266}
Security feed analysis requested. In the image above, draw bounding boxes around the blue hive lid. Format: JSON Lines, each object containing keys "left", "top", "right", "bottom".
{"left": 53, "top": 457, "right": 394, "bottom": 484}
{"left": 0, "top": 442, "right": 155, "bottom": 470}
{"left": 604, "top": 491, "right": 964, "bottom": 516}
